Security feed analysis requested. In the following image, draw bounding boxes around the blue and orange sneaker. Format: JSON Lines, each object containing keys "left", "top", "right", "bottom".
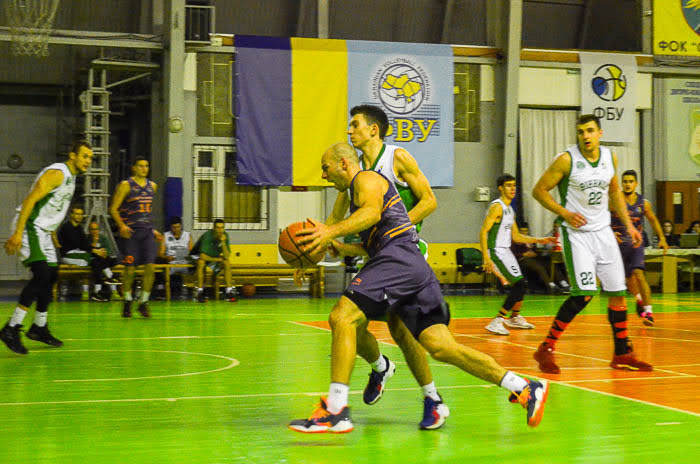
{"left": 513, "top": 379, "right": 549, "bottom": 427}
{"left": 419, "top": 394, "right": 450, "bottom": 430}
{"left": 363, "top": 355, "right": 396, "bottom": 405}
{"left": 288, "top": 397, "right": 354, "bottom": 434}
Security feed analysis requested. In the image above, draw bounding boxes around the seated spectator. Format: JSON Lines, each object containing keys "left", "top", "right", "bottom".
{"left": 511, "top": 224, "right": 568, "bottom": 294}
{"left": 191, "top": 219, "right": 238, "bottom": 303}
{"left": 685, "top": 220, "right": 700, "bottom": 234}
{"left": 157, "top": 217, "right": 193, "bottom": 299}
{"left": 87, "top": 221, "right": 121, "bottom": 301}
{"left": 55, "top": 206, "right": 120, "bottom": 301}
{"left": 661, "top": 220, "right": 680, "bottom": 247}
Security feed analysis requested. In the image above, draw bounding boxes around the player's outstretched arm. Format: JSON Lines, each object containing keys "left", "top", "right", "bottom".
{"left": 5, "top": 169, "right": 64, "bottom": 255}
{"left": 533, "top": 153, "right": 586, "bottom": 229}
{"left": 394, "top": 148, "right": 437, "bottom": 225}
{"left": 644, "top": 199, "right": 668, "bottom": 253}
{"left": 109, "top": 180, "right": 133, "bottom": 239}
{"left": 479, "top": 202, "right": 501, "bottom": 275}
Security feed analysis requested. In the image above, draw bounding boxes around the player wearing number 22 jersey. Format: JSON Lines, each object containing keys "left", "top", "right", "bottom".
{"left": 531, "top": 114, "right": 652, "bottom": 375}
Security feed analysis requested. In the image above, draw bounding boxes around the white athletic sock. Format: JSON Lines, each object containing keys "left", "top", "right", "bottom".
{"left": 140, "top": 291, "right": 150, "bottom": 303}
{"left": 34, "top": 311, "right": 47, "bottom": 327}
{"left": 109, "top": 285, "right": 117, "bottom": 292}
{"left": 370, "top": 354, "right": 387, "bottom": 373}
{"left": 9, "top": 307, "right": 27, "bottom": 327}
{"left": 499, "top": 371, "right": 529, "bottom": 392}
{"left": 559, "top": 280, "right": 570, "bottom": 288}
{"left": 643, "top": 305, "right": 652, "bottom": 313}
{"left": 94, "top": 284, "right": 102, "bottom": 293}
{"left": 226, "top": 286, "right": 233, "bottom": 293}
{"left": 327, "top": 382, "right": 349, "bottom": 414}
{"left": 421, "top": 382, "right": 441, "bottom": 402}
{"left": 635, "top": 293, "right": 643, "bottom": 303}
{"left": 548, "top": 282, "right": 557, "bottom": 288}
{"left": 103, "top": 268, "right": 113, "bottom": 279}
{"left": 124, "top": 291, "right": 132, "bottom": 301}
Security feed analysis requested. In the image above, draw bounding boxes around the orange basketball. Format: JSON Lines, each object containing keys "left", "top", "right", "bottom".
{"left": 241, "top": 283, "right": 256, "bottom": 297}
{"left": 278, "top": 221, "right": 325, "bottom": 268}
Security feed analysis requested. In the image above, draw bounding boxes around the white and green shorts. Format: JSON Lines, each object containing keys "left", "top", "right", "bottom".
{"left": 560, "top": 226, "right": 626, "bottom": 296}
{"left": 488, "top": 246, "right": 523, "bottom": 285}
{"left": 17, "top": 221, "right": 57, "bottom": 266}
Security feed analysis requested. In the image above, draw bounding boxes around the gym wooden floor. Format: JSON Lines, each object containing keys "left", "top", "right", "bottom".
{"left": 0, "top": 292, "right": 697, "bottom": 463}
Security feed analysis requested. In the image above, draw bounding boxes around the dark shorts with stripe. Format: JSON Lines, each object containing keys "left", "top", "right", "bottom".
{"left": 343, "top": 240, "right": 448, "bottom": 338}
{"left": 618, "top": 243, "right": 645, "bottom": 277}
{"left": 120, "top": 228, "right": 157, "bottom": 266}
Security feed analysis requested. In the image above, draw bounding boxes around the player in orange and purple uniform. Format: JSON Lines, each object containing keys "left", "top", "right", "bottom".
{"left": 611, "top": 170, "right": 668, "bottom": 326}
{"left": 110, "top": 157, "right": 162, "bottom": 319}
{"left": 288, "top": 142, "right": 548, "bottom": 433}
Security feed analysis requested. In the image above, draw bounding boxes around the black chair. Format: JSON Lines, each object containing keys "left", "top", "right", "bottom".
{"left": 455, "top": 247, "right": 499, "bottom": 294}
{"left": 456, "top": 247, "right": 483, "bottom": 276}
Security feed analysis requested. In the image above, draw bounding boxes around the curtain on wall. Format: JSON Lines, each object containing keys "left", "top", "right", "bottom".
{"left": 519, "top": 109, "right": 641, "bottom": 237}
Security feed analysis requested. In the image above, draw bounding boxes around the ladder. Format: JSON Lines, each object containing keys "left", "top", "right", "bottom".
{"left": 80, "top": 68, "right": 118, "bottom": 255}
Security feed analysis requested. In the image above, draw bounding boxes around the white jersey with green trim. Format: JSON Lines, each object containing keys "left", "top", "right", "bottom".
{"left": 360, "top": 144, "right": 406, "bottom": 188}
{"left": 17, "top": 162, "right": 76, "bottom": 232}
{"left": 558, "top": 144, "right": 614, "bottom": 232}
{"left": 487, "top": 199, "right": 514, "bottom": 249}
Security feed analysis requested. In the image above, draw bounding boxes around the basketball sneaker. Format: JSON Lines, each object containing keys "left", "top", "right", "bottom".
{"left": 513, "top": 379, "right": 549, "bottom": 427}
{"left": 90, "top": 293, "right": 107, "bottom": 302}
{"left": 485, "top": 317, "right": 510, "bottom": 335}
{"left": 0, "top": 322, "right": 27, "bottom": 355}
{"left": 363, "top": 355, "right": 396, "bottom": 405}
{"left": 636, "top": 304, "right": 655, "bottom": 327}
{"left": 534, "top": 343, "right": 560, "bottom": 374}
{"left": 611, "top": 347, "right": 653, "bottom": 371}
{"left": 288, "top": 397, "right": 353, "bottom": 433}
{"left": 419, "top": 394, "right": 450, "bottom": 430}
{"left": 197, "top": 290, "right": 207, "bottom": 303}
{"left": 26, "top": 323, "right": 63, "bottom": 347}
{"left": 122, "top": 300, "right": 132, "bottom": 318}
{"left": 503, "top": 315, "right": 535, "bottom": 329}
{"left": 137, "top": 302, "right": 151, "bottom": 318}
{"left": 225, "top": 289, "right": 238, "bottom": 302}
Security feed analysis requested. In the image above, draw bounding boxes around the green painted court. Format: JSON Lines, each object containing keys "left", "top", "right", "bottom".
{"left": 1, "top": 292, "right": 698, "bottom": 463}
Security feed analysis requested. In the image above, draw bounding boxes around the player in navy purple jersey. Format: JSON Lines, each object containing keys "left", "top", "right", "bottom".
{"left": 288, "top": 143, "right": 548, "bottom": 434}
{"left": 611, "top": 170, "right": 668, "bottom": 326}
{"left": 109, "top": 157, "right": 162, "bottom": 318}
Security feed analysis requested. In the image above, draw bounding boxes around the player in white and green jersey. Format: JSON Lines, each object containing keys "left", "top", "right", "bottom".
{"left": 531, "top": 114, "right": 652, "bottom": 375}
{"left": 1, "top": 140, "right": 93, "bottom": 355}
{"left": 340, "top": 104, "right": 445, "bottom": 429}
{"left": 481, "top": 174, "right": 557, "bottom": 336}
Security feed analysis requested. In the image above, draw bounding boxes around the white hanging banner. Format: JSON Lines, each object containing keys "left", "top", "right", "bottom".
{"left": 579, "top": 52, "right": 637, "bottom": 143}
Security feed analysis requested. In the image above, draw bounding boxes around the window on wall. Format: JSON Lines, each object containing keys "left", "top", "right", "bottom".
{"left": 192, "top": 145, "right": 269, "bottom": 230}
{"left": 454, "top": 62, "right": 481, "bottom": 142}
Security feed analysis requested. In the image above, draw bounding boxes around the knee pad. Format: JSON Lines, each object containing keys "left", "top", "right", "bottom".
{"left": 503, "top": 279, "right": 527, "bottom": 310}
{"left": 558, "top": 295, "right": 591, "bottom": 323}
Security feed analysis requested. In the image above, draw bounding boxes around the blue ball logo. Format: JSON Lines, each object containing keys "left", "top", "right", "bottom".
{"left": 591, "top": 64, "right": 627, "bottom": 102}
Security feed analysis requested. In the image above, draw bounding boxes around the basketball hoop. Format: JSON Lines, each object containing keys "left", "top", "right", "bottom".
{"left": 5, "top": 0, "right": 60, "bottom": 57}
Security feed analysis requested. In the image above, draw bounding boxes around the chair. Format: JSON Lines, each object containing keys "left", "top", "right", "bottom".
{"left": 455, "top": 247, "right": 495, "bottom": 293}
{"left": 456, "top": 247, "right": 483, "bottom": 276}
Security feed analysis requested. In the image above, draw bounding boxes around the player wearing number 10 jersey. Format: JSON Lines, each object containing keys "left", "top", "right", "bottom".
{"left": 110, "top": 157, "right": 162, "bottom": 319}
{"left": 530, "top": 114, "right": 652, "bottom": 374}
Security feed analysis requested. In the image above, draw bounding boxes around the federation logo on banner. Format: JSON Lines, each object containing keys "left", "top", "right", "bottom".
{"left": 654, "top": 1, "right": 700, "bottom": 55}
{"left": 591, "top": 64, "right": 627, "bottom": 102}
{"left": 580, "top": 52, "right": 637, "bottom": 143}
{"left": 368, "top": 57, "right": 440, "bottom": 143}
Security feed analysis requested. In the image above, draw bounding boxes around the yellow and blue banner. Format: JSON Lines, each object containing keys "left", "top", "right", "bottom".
{"left": 234, "top": 35, "right": 453, "bottom": 186}
{"left": 654, "top": 0, "right": 700, "bottom": 56}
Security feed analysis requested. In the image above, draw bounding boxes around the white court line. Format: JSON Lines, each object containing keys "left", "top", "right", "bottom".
{"left": 291, "top": 320, "right": 700, "bottom": 417}
{"left": 62, "top": 333, "right": 327, "bottom": 342}
{"left": 31, "top": 349, "right": 239, "bottom": 382}
{"left": 453, "top": 333, "right": 691, "bottom": 376}
{"left": 0, "top": 384, "right": 492, "bottom": 407}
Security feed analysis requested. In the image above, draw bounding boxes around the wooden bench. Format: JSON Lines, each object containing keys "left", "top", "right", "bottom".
{"left": 54, "top": 263, "right": 325, "bottom": 302}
